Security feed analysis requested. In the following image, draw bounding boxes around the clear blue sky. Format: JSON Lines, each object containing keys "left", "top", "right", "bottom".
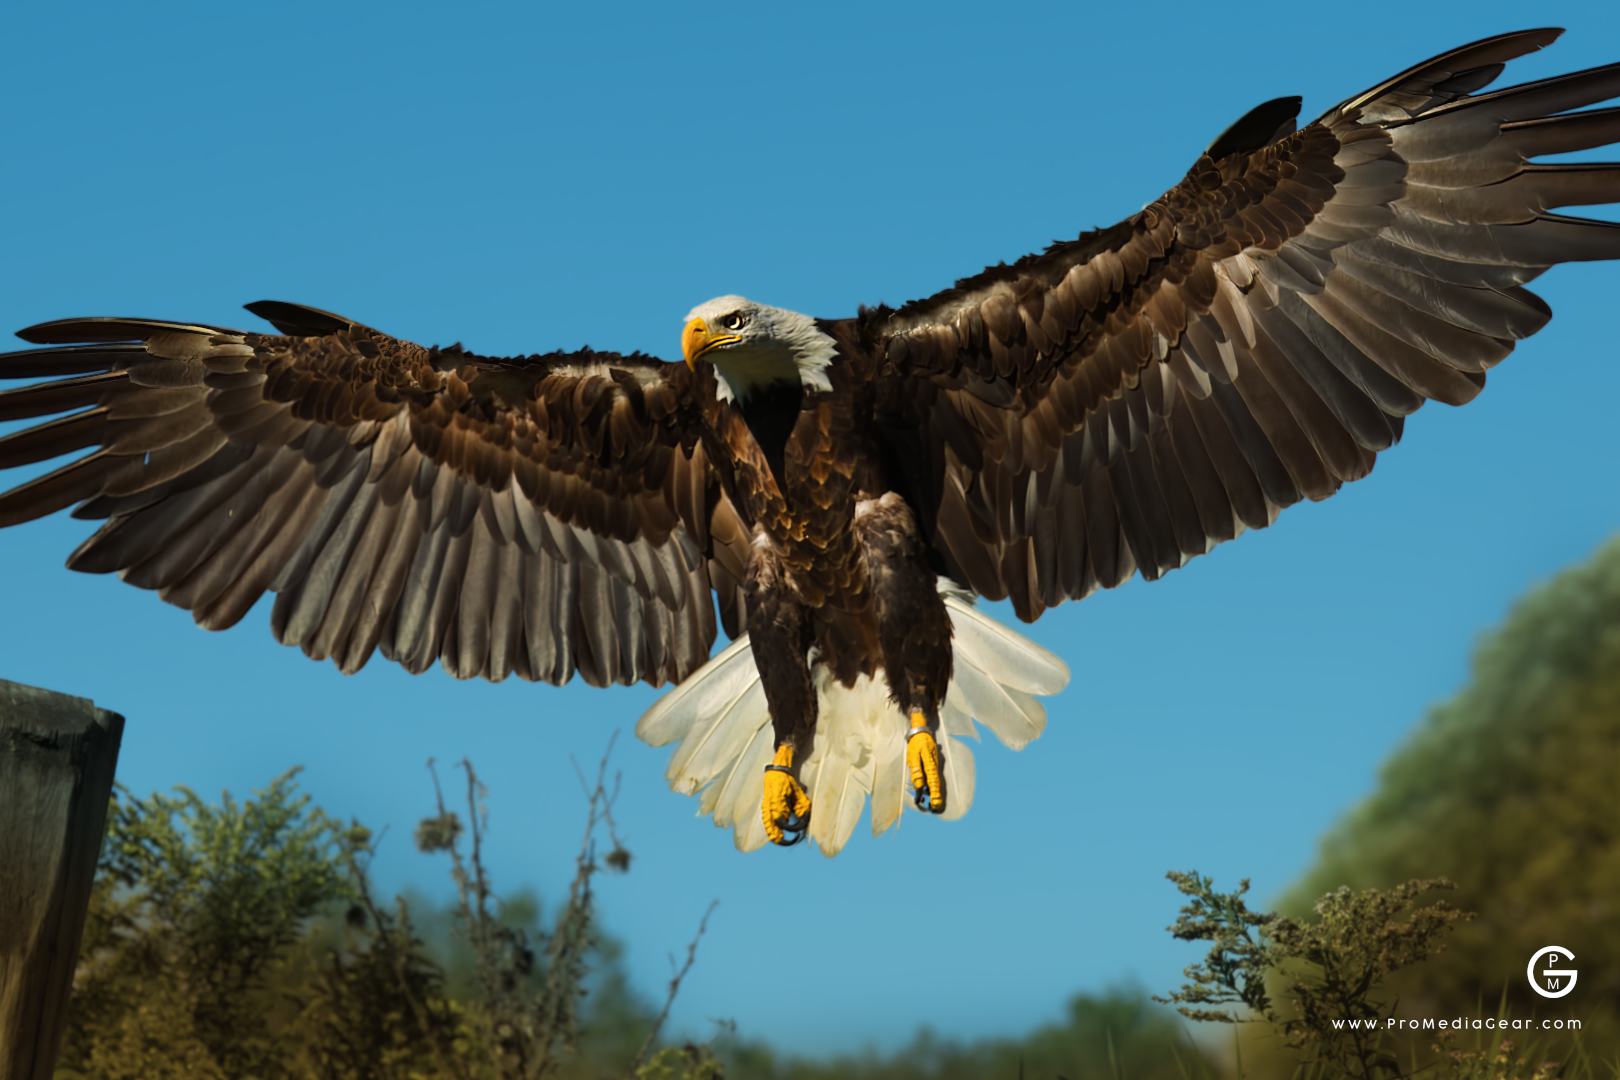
{"left": 3, "top": 0, "right": 1617, "bottom": 1057}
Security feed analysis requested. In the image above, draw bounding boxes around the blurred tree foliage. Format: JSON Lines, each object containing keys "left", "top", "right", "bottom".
{"left": 51, "top": 759, "right": 1195, "bottom": 1080}
{"left": 1281, "top": 537, "right": 1620, "bottom": 1056}
{"left": 1158, "top": 873, "right": 1604, "bottom": 1080}
{"left": 53, "top": 761, "right": 702, "bottom": 1080}
{"left": 58, "top": 771, "right": 366, "bottom": 1080}
{"left": 716, "top": 988, "right": 1195, "bottom": 1080}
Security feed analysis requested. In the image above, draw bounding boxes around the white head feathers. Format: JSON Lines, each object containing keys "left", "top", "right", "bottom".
{"left": 683, "top": 295, "right": 837, "bottom": 403}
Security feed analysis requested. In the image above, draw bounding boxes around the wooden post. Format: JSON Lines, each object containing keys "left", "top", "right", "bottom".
{"left": 0, "top": 679, "right": 124, "bottom": 1080}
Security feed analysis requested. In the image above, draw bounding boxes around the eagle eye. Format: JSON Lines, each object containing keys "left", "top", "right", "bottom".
{"left": 720, "top": 312, "right": 745, "bottom": 331}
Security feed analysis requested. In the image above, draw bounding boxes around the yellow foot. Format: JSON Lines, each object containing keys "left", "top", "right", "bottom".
{"left": 906, "top": 712, "right": 945, "bottom": 814}
{"left": 762, "top": 744, "right": 811, "bottom": 846}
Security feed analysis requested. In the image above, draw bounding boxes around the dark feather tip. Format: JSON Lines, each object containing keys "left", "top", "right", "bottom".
{"left": 244, "top": 300, "right": 357, "bottom": 337}
{"left": 15, "top": 317, "right": 232, "bottom": 346}
{"left": 0, "top": 344, "right": 147, "bottom": 380}
{"left": 1206, "top": 96, "right": 1304, "bottom": 161}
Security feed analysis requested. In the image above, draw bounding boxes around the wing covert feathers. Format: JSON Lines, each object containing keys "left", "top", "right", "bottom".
{"left": 868, "top": 29, "right": 1620, "bottom": 622}
{"left": 634, "top": 584, "right": 1070, "bottom": 856}
{"left": 0, "top": 309, "right": 751, "bottom": 687}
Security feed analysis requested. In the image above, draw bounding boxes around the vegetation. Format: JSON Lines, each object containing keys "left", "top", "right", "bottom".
{"left": 56, "top": 747, "right": 715, "bottom": 1080}
{"left": 1280, "top": 537, "right": 1620, "bottom": 1060}
{"left": 52, "top": 764, "right": 1616, "bottom": 1080}
{"left": 61, "top": 769, "right": 367, "bottom": 1080}
{"left": 717, "top": 989, "right": 1195, "bottom": 1080}
{"left": 53, "top": 745, "right": 1193, "bottom": 1080}
{"left": 47, "top": 538, "right": 1620, "bottom": 1079}
{"left": 1156, "top": 871, "right": 1606, "bottom": 1080}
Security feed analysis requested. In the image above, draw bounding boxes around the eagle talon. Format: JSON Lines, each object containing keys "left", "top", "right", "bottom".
{"left": 906, "top": 712, "right": 945, "bottom": 815}
{"left": 771, "top": 809, "right": 810, "bottom": 846}
{"left": 762, "top": 747, "right": 812, "bottom": 846}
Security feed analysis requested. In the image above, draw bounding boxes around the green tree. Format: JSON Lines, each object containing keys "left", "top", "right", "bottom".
{"left": 375, "top": 886, "right": 666, "bottom": 1075}
{"left": 58, "top": 770, "right": 366, "bottom": 1079}
{"left": 287, "top": 890, "right": 472, "bottom": 1080}
{"left": 57, "top": 754, "right": 710, "bottom": 1080}
{"left": 1154, "top": 872, "right": 1603, "bottom": 1080}
{"left": 1157, "top": 872, "right": 1471, "bottom": 1080}
{"left": 1281, "top": 536, "right": 1620, "bottom": 1055}
{"left": 716, "top": 987, "right": 1197, "bottom": 1080}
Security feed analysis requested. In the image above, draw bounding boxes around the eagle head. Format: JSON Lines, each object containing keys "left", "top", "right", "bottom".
{"left": 681, "top": 295, "right": 836, "bottom": 404}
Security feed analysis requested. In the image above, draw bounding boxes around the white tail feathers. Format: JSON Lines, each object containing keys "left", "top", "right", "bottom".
{"left": 633, "top": 583, "right": 1070, "bottom": 856}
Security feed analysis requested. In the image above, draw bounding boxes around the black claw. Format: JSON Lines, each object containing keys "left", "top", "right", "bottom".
{"left": 771, "top": 809, "right": 810, "bottom": 846}
{"left": 912, "top": 787, "right": 936, "bottom": 814}
{"left": 913, "top": 783, "right": 945, "bottom": 815}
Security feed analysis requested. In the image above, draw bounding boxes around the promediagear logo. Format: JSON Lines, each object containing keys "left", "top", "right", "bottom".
{"left": 1528, "top": 946, "right": 1577, "bottom": 999}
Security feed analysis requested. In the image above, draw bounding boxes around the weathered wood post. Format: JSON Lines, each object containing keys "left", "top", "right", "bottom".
{"left": 0, "top": 679, "right": 124, "bottom": 1080}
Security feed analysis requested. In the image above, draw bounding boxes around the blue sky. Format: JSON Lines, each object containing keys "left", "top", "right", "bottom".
{"left": 3, "top": 0, "right": 1618, "bottom": 1057}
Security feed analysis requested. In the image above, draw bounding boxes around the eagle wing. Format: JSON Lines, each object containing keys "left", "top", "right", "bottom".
{"left": 869, "top": 28, "right": 1620, "bottom": 621}
{"left": 0, "top": 302, "right": 753, "bottom": 687}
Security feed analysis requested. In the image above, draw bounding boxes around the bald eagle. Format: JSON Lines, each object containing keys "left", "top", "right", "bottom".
{"left": 3, "top": 29, "right": 1618, "bottom": 854}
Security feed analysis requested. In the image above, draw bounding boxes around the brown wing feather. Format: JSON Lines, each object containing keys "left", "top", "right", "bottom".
{"left": 0, "top": 304, "right": 751, "bottom": 687}
{"left": 870, "top": 29, "right": 1620, "bottom": 620}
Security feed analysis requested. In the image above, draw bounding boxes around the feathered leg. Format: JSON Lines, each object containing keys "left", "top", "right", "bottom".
{"left": 745, "top": 544, "right": 814, "bottom": 845}
{"left": 858, "top": 493, "right": 952, "bottom": 814}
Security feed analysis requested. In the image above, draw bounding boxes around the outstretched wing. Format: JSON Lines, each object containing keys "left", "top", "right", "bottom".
{"left": 0, "top": 302, "right": 753, "bottom": 687}
{"left": 868, "top": 28, "right": 1620, "bottom": 620}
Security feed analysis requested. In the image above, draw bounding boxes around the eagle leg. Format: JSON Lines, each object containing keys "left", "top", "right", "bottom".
{"left": 762, "top": 744, "right": 812, "bottom": 846}
{"left": 744, "top": 549, "right": 817, "bottom": 846}
{"left": 857, "top": 493, "right": 952, "bottom": 815}
{"left": 906, "top": 712, "right": 945, "bottom": 814}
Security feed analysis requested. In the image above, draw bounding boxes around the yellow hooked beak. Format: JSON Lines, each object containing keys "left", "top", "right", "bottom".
{"left": 682, "top": 317, "right": 741, "bottom": 370}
